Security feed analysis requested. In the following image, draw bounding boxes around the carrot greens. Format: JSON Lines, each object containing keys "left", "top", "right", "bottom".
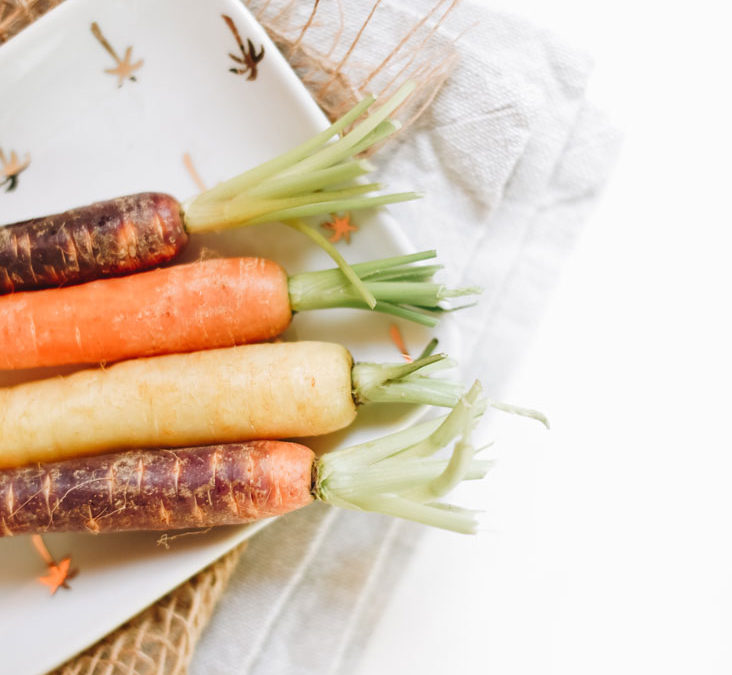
{"left": 317, "top": 381, "right": 549, "bottom": 533}
{"left": 182, "top": 82, "right": 421, "bottom": 307}
{"left": 288, "top": 250, "right": 480, "bottom": 326}
{"left": 316, "top": 381, "right": 488, "bottom": 533}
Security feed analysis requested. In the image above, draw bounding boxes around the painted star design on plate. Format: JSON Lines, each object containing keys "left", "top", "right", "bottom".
{"left": 38, "top": 558, "right": 78, "bottom": 595}
{"left": 104, "top": 46, "right": 144, "bottom": 87}
{"left": 0, "top": 148, "right": 31, "bottom": 192}
{"left": 91, "top": 22, "right": 143, "bottom": 87}
{"left": 31, "top": 535, "right": 78, "bottom": 595}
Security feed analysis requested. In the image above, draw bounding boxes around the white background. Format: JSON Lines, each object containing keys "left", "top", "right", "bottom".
{"left": 356, "top": 1, "right": 732, "bottom": 673}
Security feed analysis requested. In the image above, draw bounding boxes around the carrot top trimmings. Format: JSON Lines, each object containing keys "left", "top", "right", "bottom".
{"left": 389, "top": 323, "right": 412, "bottom": 361}
{"left": 0, "top": 147, "right": 30, "bottom": 192}
{"left": 182, "top": 83, "right": 421, "bottom": 307}
{"left": 183, "top": 152, "right": 207, "bottom": 193}
{"left": 287, "top": 250, "right": 480, "bottom": 327}
{"left": 316, "top": 381, "right": 549, "bottom": 533}
{"left": 31, "top": 535, "right": 77, "bottom": 595}
{"left": 316, "top": 382, "right": 488, "bottom": 533}
{"left": 90, "top": 21, "right": 143, "bottom": 87}
{"left": 322, "top": 213, "right": 358, "bottom": 243}
{"left": 222, "top": 14, "right": 265, "bottom": 80}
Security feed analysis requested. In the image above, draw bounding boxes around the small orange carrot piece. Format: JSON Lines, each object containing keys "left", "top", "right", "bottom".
{"left": 0, "top": 257, "right": 291, "bottom": 369}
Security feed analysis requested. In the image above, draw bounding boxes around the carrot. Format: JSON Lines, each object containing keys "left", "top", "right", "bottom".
{"left": 0, "top": 442, "right": 314, "bottom": 536}
{"left": 0, "top": 341, "right": 466, "bottom": 470}
{"left": 0, "top": 84, "right": 420, "bottom": 306}
{"left": 0, "top": 251, "right": 477, "bottom": 370}
{"left": 0, "top": 383, "right": 500, "bottom": 536}
{"left": 0, "top": 193, "right": 186, "bottom": 293}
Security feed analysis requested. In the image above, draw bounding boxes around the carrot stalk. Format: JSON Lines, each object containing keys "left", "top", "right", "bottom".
{"left": 0, "top": 342, "right": 465, "bottom": 470}
{"left": 318, "top": 381, "right": 488, "bottom": 533}
{"left": 179, "top": 82, "right": 420, "bottom": 306}
{"left": 0, "top": 253, "right": 477, "bottom": 370}
{"left": 352, "top": 353, "right": 464, "bottom": 407}
{"left": 285, "top": 217, "right": 377, "bottom": 307}
{"left": 0, "top": 85, "right": 420, "bottom": 296}
{"left": 0, "top": 382, "right": 542, "bottom": 537}
{"left": 188, "top": 95, "right": 378, "bottom": 205}
{"left": 289, "top": 250, "right": 480, "bottom": 323}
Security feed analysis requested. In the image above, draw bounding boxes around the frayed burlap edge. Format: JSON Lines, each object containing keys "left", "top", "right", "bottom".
{"left": 1, "top": 0, "right": 460, "bottom": 130}
{"left": 1, "top": 1, "right": 459, "bottom": 673}
{"left": 51, "top": 542, "right": 245, "bottom": 675}
{"left": 0, "top": 0, "right": 65, "bottom": 42}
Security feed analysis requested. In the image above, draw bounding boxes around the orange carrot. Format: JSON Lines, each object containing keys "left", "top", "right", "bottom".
{"left": 0, "top": 252, "right": 476, "bottom": 369}
{"left": 0, "top": 258, "right": 289, "bottom": 369}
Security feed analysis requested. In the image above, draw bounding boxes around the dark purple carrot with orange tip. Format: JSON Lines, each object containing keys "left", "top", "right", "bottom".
{"left": 0, "top": 193, "right": 186, "bottom": 292}
{"left": 0, "top": 383, "right": 494, "bottom": 536}
{"left": 0, "top": 441, "right": 314, "bottom": 536}
{"left": 0, "top": 84, "right": 419, "bottom": 306}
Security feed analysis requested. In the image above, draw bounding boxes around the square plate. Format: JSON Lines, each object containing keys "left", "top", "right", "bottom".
{"left": 0, "top": 1, "right": 457, "bottom": 672}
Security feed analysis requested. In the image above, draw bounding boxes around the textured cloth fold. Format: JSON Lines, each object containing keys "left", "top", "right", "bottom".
{"left": 191, "top": 2, "right": 621, "bottom": 674}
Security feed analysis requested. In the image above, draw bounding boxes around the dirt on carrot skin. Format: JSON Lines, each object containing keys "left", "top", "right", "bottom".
{"left": 0, "top": 192, "right": 187, "bottom": 294}
{"left": 0, "top": 441, "right": 315, "bottom": 537}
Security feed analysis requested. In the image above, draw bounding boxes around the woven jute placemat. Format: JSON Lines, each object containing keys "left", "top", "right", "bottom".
{"left": 0, "top": 1, "right": 457, "bottom": 672}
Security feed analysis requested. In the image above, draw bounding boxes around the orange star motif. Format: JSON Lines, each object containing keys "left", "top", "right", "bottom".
{"left": 38, "top": 558, "right": 77, "bottom": 595}
{"left": 31, "top": 534, "right": 78, "bottom": 595}
{"left": 321, "top": 214, "right": 358, "bottom": 244}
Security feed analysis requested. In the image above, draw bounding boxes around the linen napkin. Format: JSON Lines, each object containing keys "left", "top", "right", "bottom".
{"left": 191, "top": 2, "right": 621, "bottom": 673}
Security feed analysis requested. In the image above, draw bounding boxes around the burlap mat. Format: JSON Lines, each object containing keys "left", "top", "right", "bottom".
{"left": 0, "top": 1, "right": 456, "bottom": 672}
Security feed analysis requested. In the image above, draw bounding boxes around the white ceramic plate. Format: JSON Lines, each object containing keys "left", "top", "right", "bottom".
{"left": 0, "top": 1, "right": 457, "bottom": 672}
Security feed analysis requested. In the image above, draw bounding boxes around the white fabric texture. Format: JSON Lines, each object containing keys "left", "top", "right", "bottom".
{"left": 191, "top": 2, "right": 621, "bottom": 673}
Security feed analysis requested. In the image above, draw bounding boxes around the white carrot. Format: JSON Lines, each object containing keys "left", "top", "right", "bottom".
{"left": 0, "top": 342, "right": 463, "bottom": 469}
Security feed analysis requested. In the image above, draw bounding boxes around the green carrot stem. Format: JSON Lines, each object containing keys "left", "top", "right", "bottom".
{"left": 485, "top": 400, "right": 550, "bottom": 429}
{"left": 395, "top": 387, "right": 483, "bottom": 460}
{"left": 327, "top": 301, "right": 442, "bottom": 327}
{"left": 356, "top": 378, "right": 465, "bottom": 407}
{"left": 351, "top": 353, "right": 464, "bottom": 407}
{"left": 287, "top": 251, "right": 481, "bottom": 326}
{"left": 348, "top": 495, "right": 479, "bottom": 534}
{"left": 322, "top": 416, "right": 447, "bottom": 469}
{"left": 315, "top": 381, "right": 488, "bottom": 533}
{"left": 246, "top": 160, "right": 375, "bottom": 200}
{"left": 241, "top": 192, "right": 420, "bottom": 226}
{"left": 416, "top": 338, "right": 440, "bottom": 360}
{"left": 179, "top": 85, "right": 421, "bottom": 310}
{"left": 182, "top": 83, "right": 419, "bottom": 237}
{"left": 326, "top": 458, "right": 492, "bottom": 498}
{"left": 195, "top": 184, "right": 384, "bottom": 230}
{"left": 194, "top": 95, "right": 376, "bottom": 205}
{"left": 346, "top": 120, "right": 401, "bottom": 157}
{"left": 285, "top": 219, "right": 376, "bottom": 308}
{"left": 284, "top": 82, "right": 414, "bottom": 176}
{"left": 350, "top": 250, "right": 438, "bottom": 272}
